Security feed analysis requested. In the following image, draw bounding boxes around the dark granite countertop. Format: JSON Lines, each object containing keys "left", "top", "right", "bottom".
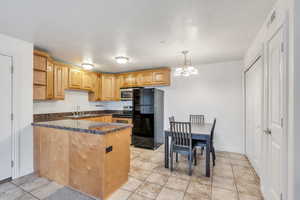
{"left": 64, "top": 113, "right": 113, "bottom": 120}
{"left": 31, "top": 119, "right": 132, "bottom": 135}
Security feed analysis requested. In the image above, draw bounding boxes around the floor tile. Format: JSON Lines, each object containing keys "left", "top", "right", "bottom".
{"left": 186, "top": 181, "right": 211, "bottom": 199}
{"left": 121, "top": 177, "right": 143, "bottom": 192}
{"left": 135, "top": 182, "right": 162, "bottom": 199}
{"left": 30, "top": 181, "right": 63, "bottom": 199}
{"left": 165, "top": 177, "right": 189, "bottom": 191}
{"left": 213, "top": 167, "right": 233, "bottom": 179}
{"left": 107, "top": 188, "right": 132, "bottom": 200}
{"left": 153, "top": 165, "right": 172, "bottom": 176}
{"left": 183, "top": 193, "right": 210, "bottom": 200}
{"left": 156, "top": 187, "right": 184, "bottom": 200}
{"left": 20, "top": 177, "right": 50, "bottom": 192}
{"left": 0, "top": 182, "right": 17, "bottom": 193}
{"left": 128, "top": 193, "right": 152, "bottom": 200}
{"left": 46, "top": 187, "right": 96, "bottom": 200}
{"left": 236, "top": 181, "right": 262, "bottom": 198}
{"left": 212, "top": 176, "right": 236, "bottom": 191}
{"left": 129, "top": 168, "right": 152, "bottom": 181}
{"left": 239, "top": 193, "right": 264, "bottom": 200}
{"left": 212, "top": 187, "right": 238, "bottom": 200}
{"left": 0, "top": 184, "right": 30, "bottom": 200}
{"left": 146, "top": 173, "right": 169, "bottom": 186}
{"left": 12, "top": 173, "right": 38, "bottom": 186}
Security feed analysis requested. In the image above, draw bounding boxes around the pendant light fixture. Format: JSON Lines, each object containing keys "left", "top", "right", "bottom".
{"left": 174, "top": 51, "right": 198, "bottom": 77}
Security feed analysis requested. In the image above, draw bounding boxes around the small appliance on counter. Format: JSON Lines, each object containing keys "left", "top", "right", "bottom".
{"left": 132, "top": 88, "right": 164, "bottom": 149}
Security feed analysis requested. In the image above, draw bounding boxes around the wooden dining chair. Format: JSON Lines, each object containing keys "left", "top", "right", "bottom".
{"left": 193, "top": 118, "right": 216, "bottom": 166}
{"left": 169, "top": 116, "right": 175, "bottom": 122}
{"left": 190, "top": 115, "right": 205, "bottom": 124}
{"left": 169, "top": 121, "right": 197, "bottom": 176}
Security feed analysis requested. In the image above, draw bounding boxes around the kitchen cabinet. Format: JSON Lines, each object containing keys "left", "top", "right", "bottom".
{"left": 33, "top": 85, "right": 46, "bottom": 100}
{"left": 33, "top": 51, "right": 49, "bottom": 100}
{"left": 152, "top": 69, "right": 170, "bottom": 85}
{"left": 33, "top": 70, "right": 47, "bottom": 85}
{"left": 101, "top": 74, "right": 115, "bottom": 101}
{"left": 82, "top": 115, "right": 112, "bottom": 123}
{"left": 82, "top": 71, "right": 93, "bottom": 90}
{"left": 123, "top": 73, "right": 137, "bottom": 87}
{"left": 112, "top": 118, "right": 132, "bottom": 124}
{"left": 46, "top": 60, "right": 54, "bottom": 99}
{"left": 88, "top": 73, "right": 101, "bottom": 101}
{"left": 136, "top": 71, "right": 153, "bottom": 86}
{"left": 53, "top": 64, "right": 66, "bottom": 99}
{"left": 34, "top": 54, "right": 47, "bottom": 71}
{"left": 114, "top": 75, "right": 124, "bottom": 101}
{"left": 68, "top": 68, "right": 82, "bottom": 89}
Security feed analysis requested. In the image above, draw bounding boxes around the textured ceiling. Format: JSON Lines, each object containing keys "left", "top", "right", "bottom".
{"left": 0, "top": 0, "right": 275, "bottom": 72}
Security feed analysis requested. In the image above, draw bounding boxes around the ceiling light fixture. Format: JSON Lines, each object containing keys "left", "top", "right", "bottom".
{"left": 174, "top": 51, "right": 198, "bottom": 77}
{"left": 115, "top": 56, "right": 129, "bottom": 64}
{"left": 81, "top": 63, "right": 94, "bottom": 70}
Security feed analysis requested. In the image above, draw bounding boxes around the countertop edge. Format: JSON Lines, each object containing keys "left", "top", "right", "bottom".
{"left": 31, "top": 122, "right": 132, "bottom": 135}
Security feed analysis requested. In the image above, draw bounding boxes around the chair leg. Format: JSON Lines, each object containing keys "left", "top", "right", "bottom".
{"left": 201, "top": 147, "right": 204, "bottom": 155}
{"left": 194, "top": 149, "right": 197, "bottom": 166}
{"left": 188, "top": 153, "right": 192, "bottom": 176}
{"left": 176, "top": 153, "right": 178, "bottom": 162}
{"left": 212, "top": 147, "right": 216, "bottom": 166}
{"left": 170, "top": 150, "right": 173, "bottom": 172}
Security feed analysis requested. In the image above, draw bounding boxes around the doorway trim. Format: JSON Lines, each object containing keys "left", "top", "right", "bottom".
{"left": 0, "top": 52, "right": 17, "bottom": 179}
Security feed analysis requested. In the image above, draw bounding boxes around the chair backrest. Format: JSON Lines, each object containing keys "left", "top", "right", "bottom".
{"left": 210, "top": 118, "right": 216, "bottom": 143}
{"left": 169, "top": 116, "right": 175, "bottom": 122}
{"left": 169, "top": 121, "right": 192, "bottom": 148}
{"left": 189, "top": 115, "right": 205, "bottom": 124}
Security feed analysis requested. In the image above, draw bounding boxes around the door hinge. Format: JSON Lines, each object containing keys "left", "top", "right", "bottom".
{"left": 281, "top": 43, "right": 284, "bottom": 52}
{"left": 11, "top": 113, "right": 14, "bottom": 121}
{"left": 11, "top": 161, "right": 14, "bottom": 168}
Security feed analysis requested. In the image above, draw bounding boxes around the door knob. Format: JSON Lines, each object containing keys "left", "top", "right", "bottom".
{"left": 264, "top": 129, "right": 272, "bottom": 135}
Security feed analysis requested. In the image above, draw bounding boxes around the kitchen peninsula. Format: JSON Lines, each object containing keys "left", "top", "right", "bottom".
{"left": 32, "top": 119, "right": 132, "bottom": 199}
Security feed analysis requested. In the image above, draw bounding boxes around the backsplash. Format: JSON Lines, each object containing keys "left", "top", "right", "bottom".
{"left": 33, "top": 90, "right": 132, "bottom": 114}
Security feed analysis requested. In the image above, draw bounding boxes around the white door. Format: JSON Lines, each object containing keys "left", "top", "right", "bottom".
{"left": 267, "top": 28, "right": 285, "bottom": 200}
{"left": 0, "top": 54, "right": 12, "bottom": 181}
{"left": 245, "top": 57, "right": 263, "bottom": 174}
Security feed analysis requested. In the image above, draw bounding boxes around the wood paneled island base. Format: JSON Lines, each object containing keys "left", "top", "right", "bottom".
{"left": 34, "top": 126, "right": 131, "bottom": 200}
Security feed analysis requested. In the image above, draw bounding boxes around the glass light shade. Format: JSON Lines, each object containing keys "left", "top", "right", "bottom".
{"left": 82, "top": 63, "right": 94, "bottom": 70}
{"left": 174, "top": 66, "right": 198, "bottom": 77}
{"left": 115, "top": 56, "right": 129, "bottom": 64}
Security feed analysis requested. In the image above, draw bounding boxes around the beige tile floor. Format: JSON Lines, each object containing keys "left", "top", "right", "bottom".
{"left": 0, "top": 145, "right": 263, "bottom": 200}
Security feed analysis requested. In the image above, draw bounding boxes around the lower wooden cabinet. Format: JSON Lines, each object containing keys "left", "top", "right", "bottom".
{"left": 112, "top": 118, "right": 132, "bottom": 124}
{"left": 82, "top": 115, "right": 112, "bottom": 123}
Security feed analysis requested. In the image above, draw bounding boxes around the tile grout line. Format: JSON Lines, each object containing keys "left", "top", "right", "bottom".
{"left": 10, "top": 181, "right": 41, "bottom": 200}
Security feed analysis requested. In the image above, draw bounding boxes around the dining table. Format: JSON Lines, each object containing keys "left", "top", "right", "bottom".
{"left": 164, "top": 123, "right": 213, "bottom": 177}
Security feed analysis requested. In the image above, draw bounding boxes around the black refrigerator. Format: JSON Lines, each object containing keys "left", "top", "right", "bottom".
{"left": 132, "top": 88, "right": 164, "bottom": 149}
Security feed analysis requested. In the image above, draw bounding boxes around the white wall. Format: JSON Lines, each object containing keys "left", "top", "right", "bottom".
{"left": 33, "top": 90, "right": 132, "bottom": 114}
{"left": 0, "top": 33, "right": 33, "bottom": 178}
{"left": 160, "top": 61, "right": 244, "bottom": 153}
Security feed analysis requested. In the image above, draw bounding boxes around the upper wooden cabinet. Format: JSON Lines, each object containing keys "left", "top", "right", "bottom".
{"left": 82, "top": 71, "right": 94, "bottom": 90}
{"left": 33, "top": 51, "right": 48, "bottom": 100}
{"left": 101, "top": 74, "right": 115, "bottom": 101}
{"left": 53, "top": 64, "right": 68, "bottom": 100}
{"left": 136, "top": 71, "right": 153, "bottom": 86}
{"left": 69, "top": 68, "right": 82, "bottom": 89}
{"left": 46, "top": 60, "right": 54, "bottom": 99}
{"left": 123, "top": 73, "right": 137, "bottom": 87}
{"left": 88, "top": 73, "right": 101, "bottom": 101}
{"left": 34, "top": 54, "right": 47, "bottom": 71}
{"left": 115, "top": 75, "right": 124, "bottom": 101}
{"left": 152, "top": 69, "right": 170, "bottom": 85}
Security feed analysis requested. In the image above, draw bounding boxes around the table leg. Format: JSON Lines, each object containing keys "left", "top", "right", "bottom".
{"left": 165, "top": 132, "right": 169, "bottom": 168}
{"left": 205, "top": 140, "right": 210, "bottom": 177}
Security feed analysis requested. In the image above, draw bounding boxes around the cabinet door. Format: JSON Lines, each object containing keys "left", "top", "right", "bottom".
{"left": 82, "top": 72, "right": 93, "bottom": 90}
{"left": 34, "top": 55, "right": 47, "bottom": 71}
{"left": 114, "top": 75, "right": 123, "bottom": 101}
{"left": 33, "top": 71, "right": 46, "bottom": 85}
{"left": 101, "top": 74, "right": 115, "bottom": 101}
{"left": 88, "top": 73, "right": 101, "bottom": 101}
{"left": 54, "top": 65, "right": 65, "bottom": 99}
{"left": 69, "top": 68, "right": 82, "bottom": 89}
{"left": 152, "top": 70, "right": 170, "bottom": 85}
{"left": 46, "top": 60, "right": 54, "bottom": 99}
{"left": 62, "top": 66, "right": 69, "bottom": 90}
{"left": 123, "top": 73, "right": 136, "bottom": 87}
{"left": 33, "top": 85, "right": 46, "bottom": 100}
{"left": 137, "top": 71, "right": 153, "bottom": 86}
